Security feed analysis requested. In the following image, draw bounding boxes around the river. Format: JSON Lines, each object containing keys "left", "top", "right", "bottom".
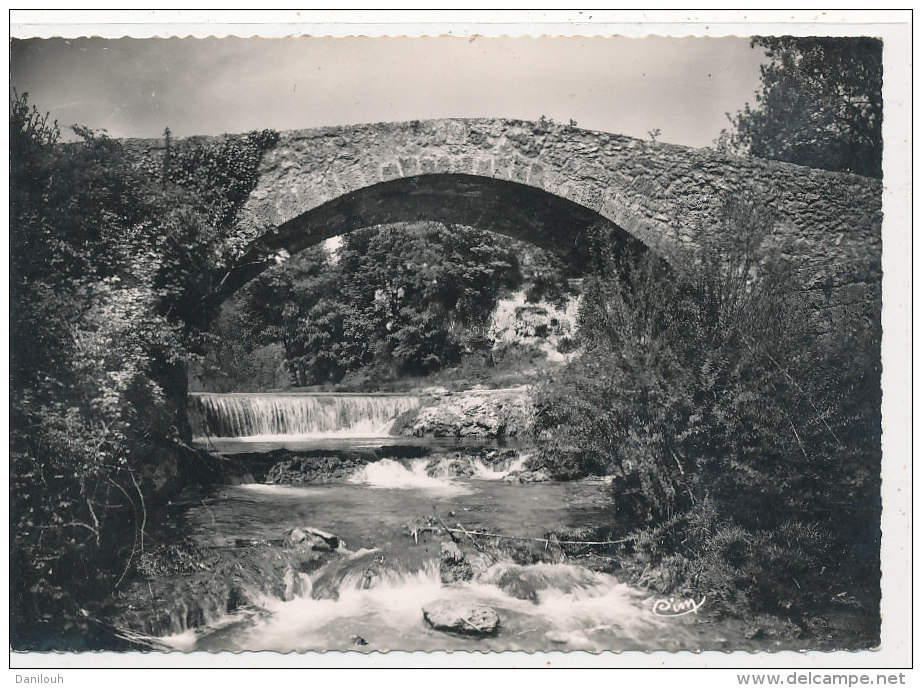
{"left": 128, "top": 393, "right": 756, "bottom": 652}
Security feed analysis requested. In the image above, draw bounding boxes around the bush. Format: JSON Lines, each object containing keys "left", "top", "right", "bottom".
{"left": 10, "top": 92, "right": 280, "bottom": 645}
{"left": 625, "top": 499, "right": 828, "bottom": 614}
{"left": 533, "top": 198, "right": 880, "bottom": 618}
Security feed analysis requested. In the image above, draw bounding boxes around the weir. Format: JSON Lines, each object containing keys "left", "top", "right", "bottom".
{"left": 189, "top": 392, "right": 420, "bottom": 440}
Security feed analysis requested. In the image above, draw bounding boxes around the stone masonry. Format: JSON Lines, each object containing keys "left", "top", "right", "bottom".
{"left": 132, "top": 118, "right": 883, "bottom": 321}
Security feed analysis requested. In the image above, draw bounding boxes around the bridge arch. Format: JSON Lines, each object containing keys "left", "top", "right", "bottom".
{"left": 195, "top": 118, "right": 878, "bottom": 314}
{"left": 213, "top": 172, "right": 648, "bottom": 303}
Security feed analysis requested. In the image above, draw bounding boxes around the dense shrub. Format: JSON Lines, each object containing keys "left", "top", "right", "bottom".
{"left": 533, "top": 199, "right": 880, "bottom": 618}
{"left": 10, "top": 92, "right": 279, "bottom": 646}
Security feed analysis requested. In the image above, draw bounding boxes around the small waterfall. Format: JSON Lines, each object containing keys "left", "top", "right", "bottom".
{"left": 471, "top": 453, "right": 529, "bottom": 480}
{"left": 190, "top": 393, "right": 420, "bottom": 440}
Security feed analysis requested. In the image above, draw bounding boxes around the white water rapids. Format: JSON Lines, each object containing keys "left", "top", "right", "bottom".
{"left": 158, "top": 392, "right": 714, "bottom": 652}
{"left": 161, "top": 548, "right": 671, "bottom": 653}
{"left": 140, "top": 448, "right": 711, "bottom": 653}
{"left": 347, "top": 455, "right": 530, "bottom": 495}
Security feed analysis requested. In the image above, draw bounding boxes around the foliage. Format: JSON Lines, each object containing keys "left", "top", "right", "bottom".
{"left": 224, "top": 222, "right": 527, "bottom": 386}
{"left": 533, "top": 197, "right": 881, "bottom": 616}
{"left": 718, "top": 37, "right": 883, "bottom": 177}
{"left": 286, "top": 297, "right": 371, "bottom": 385}
{"left": 9, "top": 91, "right": 279, "bottom": 646}
{"left": 164, "top": 129, "right": 280, "bottom": 229}
{"left": 628, "top": 500, "right": 829, "bottom": 614}
{"left": 190, "top": 301, "right": 287, "bottom": 392}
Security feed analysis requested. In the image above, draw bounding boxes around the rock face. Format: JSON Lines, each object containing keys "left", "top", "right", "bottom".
{"left": 422, "top": 601, "right": 500, "bottom": 637}
{"left": 489, "top": 290, "right": 580, "bottom": 362}
{"left": 394, "top": 387, "right": 534, "bottom": 439}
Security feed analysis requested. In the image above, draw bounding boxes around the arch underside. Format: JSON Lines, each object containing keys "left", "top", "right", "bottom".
{"left": 214, "top": 173, "right": 647, "bottom": 303}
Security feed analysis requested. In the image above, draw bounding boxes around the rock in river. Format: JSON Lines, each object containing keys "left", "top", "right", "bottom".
{"left": 287, "top": 526, "right": 340, "bottom": 551}
{"left": 495, "top": 567, "right": 539, "bottom": 604}
{"left": 439, "top": 541, "right": 473, "bottom": 584}
{"left": 422, "top": 600, "right": 500, "bottom": 637}
{"left": 502, "top": 469, "right": 550, "bottom": 484}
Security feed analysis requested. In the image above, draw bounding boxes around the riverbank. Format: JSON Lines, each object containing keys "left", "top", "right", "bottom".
{"left": 16, "top": 381, "right": 876, "bottom": 652}
{"left": 9, "top": 440, "right": 233, "bottom": 651}
{"left": 183, "top": 382, "right": 881, "bottom": 653}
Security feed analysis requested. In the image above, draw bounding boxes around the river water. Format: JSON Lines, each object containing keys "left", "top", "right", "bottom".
{"left": 158, "top": 393, "right": 731, "bottom": 653}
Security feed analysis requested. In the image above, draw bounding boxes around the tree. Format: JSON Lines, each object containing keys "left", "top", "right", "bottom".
{"left": 273, "top": 222, "right": 524, "bottom": 385}
{"left": 719, "top": 37, "right": 882, "bottom": 178}
{"left": 9, "top": 92, "right": 281, "bottom": 647}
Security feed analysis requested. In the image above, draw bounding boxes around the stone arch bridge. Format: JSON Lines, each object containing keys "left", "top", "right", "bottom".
{"left": 151, "top": 118, "right": 884, "bottom": 317}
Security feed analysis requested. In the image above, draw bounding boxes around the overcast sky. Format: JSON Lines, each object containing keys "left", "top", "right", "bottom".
{"left": 10, "top": 36, "right": 767, "bottom": 148}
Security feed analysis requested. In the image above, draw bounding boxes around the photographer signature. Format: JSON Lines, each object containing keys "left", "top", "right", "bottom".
{"left": 651, "top": 595, "right": 707, "bottom": 617}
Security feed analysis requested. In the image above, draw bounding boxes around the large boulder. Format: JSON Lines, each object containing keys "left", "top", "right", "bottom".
{"left": 502, "top": 469, "right": 550, "bottom": 484}
{"left": 394, "top": 388, "right": 534, "bottom": 439}
{"left": 422, "top": 601, "right": 500, "bottom": 637}
{"left": 287, "top": 526, "right": 340, "bottom": 551}
{"left": 426, "top": 456, "right": 475, "bottom": 478}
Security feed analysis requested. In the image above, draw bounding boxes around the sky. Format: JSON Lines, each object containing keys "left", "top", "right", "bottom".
{"left": 10, "top": 36, "right": 767, "bottom": 148}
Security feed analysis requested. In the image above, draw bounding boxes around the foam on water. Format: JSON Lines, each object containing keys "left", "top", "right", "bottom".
{"left": 148, "top": 448, "right": 702, "bottom": 652}
{"left": 237, "top": 483, "right": 325, "bottom": 498}
{"left": 164, "top": 556, "right": 665, "bottom": 653}
{"left": 470, "top": 453, "right": 529, "bottom": 479}
{"left": 349, "top": 458, "right": 471, "bottom": 495}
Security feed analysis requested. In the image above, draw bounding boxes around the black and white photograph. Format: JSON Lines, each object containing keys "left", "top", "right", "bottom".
{"left": 8, "top": 10, "right": 910, "bottom": 669}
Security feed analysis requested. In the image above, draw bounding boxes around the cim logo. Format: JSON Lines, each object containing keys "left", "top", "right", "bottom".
{"left": 651, "top": 595, "right": 707, "bottom": 617}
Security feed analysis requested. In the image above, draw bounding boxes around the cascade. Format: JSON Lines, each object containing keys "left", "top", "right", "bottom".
{"left": 189, "top": 393, "right": 420, "bottom": 440}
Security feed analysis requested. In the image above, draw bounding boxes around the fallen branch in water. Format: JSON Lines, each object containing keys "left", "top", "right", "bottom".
{"left": 108, "top": 477, "right": 138, "bottom": 589}
{"left": 78, "top": 610, "right": 171, "bottom": 651}
{"left": 432, "top": 511, "right": 460, "bottom": 545}
{"left": 109, "top": 625, "right": 172, "bottom": 651}
{"left": 456, "top": 522, "right": 484, "bottom": 552}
